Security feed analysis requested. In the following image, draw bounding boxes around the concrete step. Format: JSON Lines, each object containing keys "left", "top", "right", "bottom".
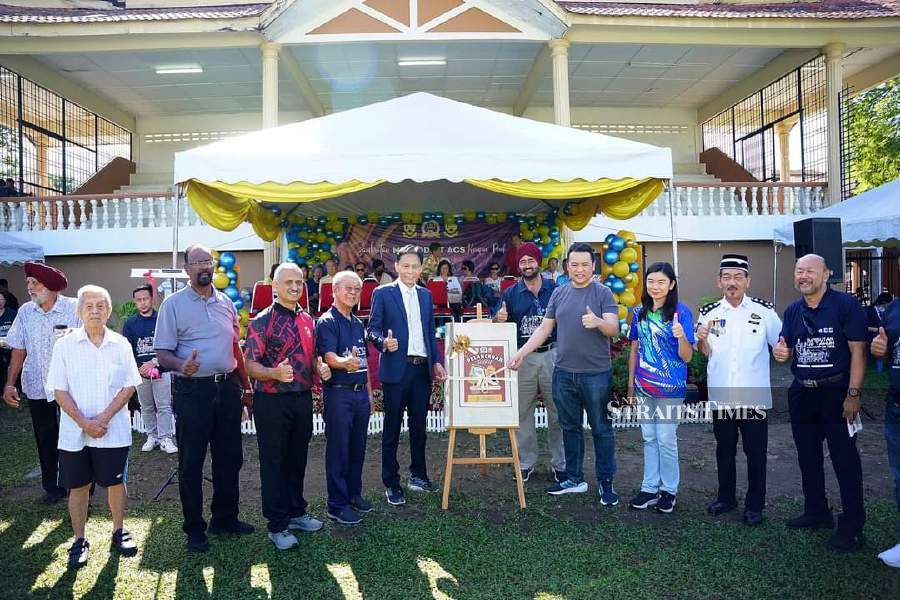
{"left": 673, "top": 162, "right": 709, "bottom": 176}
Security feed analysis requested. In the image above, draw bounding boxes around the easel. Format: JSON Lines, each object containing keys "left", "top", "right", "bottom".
{"left": 441, "top": 304, "right": 526, "bottom": 510}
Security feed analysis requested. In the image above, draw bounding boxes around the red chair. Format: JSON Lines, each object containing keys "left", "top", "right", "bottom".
{"left": 500, "top": 275, "right": 517, "bottom": 292}
{"left": 318, "top": 282, "right": 334, "bottom": 316}
{"left": 297, "top": 282, "right": 309, "bottom": 312}
{"left": 460, "top": 277, "right": 483, "bottom": 320}
{"left": 426, "top": 279, "right": 455, "bottom": 323}
{"left": 250, "top": 282, "right": 274, "bottom": 318}
{"left": 355, "top": 278, "right": 378, "bottom": 320}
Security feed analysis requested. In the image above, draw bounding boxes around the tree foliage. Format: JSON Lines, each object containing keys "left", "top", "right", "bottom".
{"left": 847, "top": 76, "right": 900, "bottom": 194}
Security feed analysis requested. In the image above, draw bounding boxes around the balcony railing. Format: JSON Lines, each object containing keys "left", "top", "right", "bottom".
{"left": 651, "top": 182, "right": 826, "bottom": 217}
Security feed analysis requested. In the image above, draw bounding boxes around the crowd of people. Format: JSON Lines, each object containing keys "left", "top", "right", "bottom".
{"left": 1, "top": 240, "right": 898, "bottom": 572}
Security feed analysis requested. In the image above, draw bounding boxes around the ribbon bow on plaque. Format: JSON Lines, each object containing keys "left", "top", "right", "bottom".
{"left": 450, "top": 334, "right": 477, "bottom": 356}
{"left": 447, "top": 333, "right": 513, "bottom": 387}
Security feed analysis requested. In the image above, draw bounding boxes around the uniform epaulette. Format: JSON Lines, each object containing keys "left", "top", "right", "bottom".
{"left": 750, "top": 296, "right": 775, "bottom": 310}
{"left": 699, "top": 300, "right": 721, "bottom": 316}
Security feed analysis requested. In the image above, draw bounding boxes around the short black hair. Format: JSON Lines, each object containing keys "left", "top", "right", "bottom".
{"left": 429, "top": 242, "right": 442, "bottom": 252}
{"left": 0, "top": 278, "right": 7, "bottom": 287}
{"left": 395, "top": 244, "right": 424, "bottom": 263}
{"left": 462, "top": 260, "right": 475, "bottom": 271}
{"left": 489, "top": 262, "right": 500, "bottom": 270}
{"left": 372, "top": 259, "right": 385, "bottom": 269}
{"left": 132, "top": 284, "right": 153, "bottom": 298}
{"left": 566, "top": 242, "right": 595, "bottom": 262}
{"left": 354, "top": 262, "right": 366, "bottom": 270}
{"left": 269, "top": 263, "right": 278, "bottom": 280}
{"left": 875, "top": 292, "right": 893, "bottom": 305}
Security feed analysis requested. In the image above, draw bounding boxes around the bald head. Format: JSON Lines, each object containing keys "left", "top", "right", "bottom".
{"left": 794, "top": 253, "right": 830, "bottom": 298}
{"left": 797, "top": 254, "right": 828, "bottom": 271}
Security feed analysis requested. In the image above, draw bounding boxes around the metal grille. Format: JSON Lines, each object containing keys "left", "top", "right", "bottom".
{"left": 0, "top": 65, "right": 131, "bottom": 197}
{"left": 839, "top": 86, "right": 855, "bottom": 201}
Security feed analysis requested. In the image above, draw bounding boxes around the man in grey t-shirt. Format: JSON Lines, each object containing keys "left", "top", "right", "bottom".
{"left": 510, "top": 242, "right": 621, "bottom": 504}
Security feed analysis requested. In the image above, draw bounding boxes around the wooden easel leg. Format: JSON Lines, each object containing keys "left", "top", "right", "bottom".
{"left": 479, "top": 433, "right": 488, "bottom": 476}
{"left": 508, "top": 427, "right": 526, "bottom": 509}
{"left": 442, "top": 428, "right": 457, "bottom": 510}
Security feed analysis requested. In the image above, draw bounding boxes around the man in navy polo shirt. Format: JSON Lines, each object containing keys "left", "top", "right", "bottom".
{"left": 495, "top": 242, "right": 565, "bottom": 483}
{"left": 317, "top": 271, "right": 373, "bottom": 525}
{"left": 774, "top": 253, "right": 867, "bottom": 552}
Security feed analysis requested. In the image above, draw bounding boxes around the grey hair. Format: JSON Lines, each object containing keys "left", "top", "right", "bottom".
{"left": 332, "top": 270, "right": 362, "bottom": 289}
{"left": 76, "top": 284, "right": 112, "bottom": 313}
{"left": 273, "top": 262, "right": 303, "bottom": 281}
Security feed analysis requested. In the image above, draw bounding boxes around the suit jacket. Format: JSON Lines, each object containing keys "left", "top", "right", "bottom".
{"left": 368, "top": 281, "right": 442, "bottom": 384}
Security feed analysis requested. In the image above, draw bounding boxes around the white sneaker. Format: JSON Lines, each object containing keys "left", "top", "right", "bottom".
{"left": 878, "top": 541, "right": 900, "bottom": 568}
{"left": 141, "top": 436, "right": 158, "bottom": 452}
{"left": 159, "top": 438, "right": 178, "bottom": 454}
{"left": 268, "top": 530, "right": 299, "bottom": 551}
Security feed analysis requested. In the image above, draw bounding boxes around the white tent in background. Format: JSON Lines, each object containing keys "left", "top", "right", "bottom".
{"left": 774, "top": 178, "right": 900, "bottom": 247}
{"left": 0, "top": 232, "right": 43, "bottom": 265}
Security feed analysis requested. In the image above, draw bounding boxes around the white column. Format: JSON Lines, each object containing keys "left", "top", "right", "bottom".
{"left": 823, "top": 42, "right": 845, "bottom": 206}
{"left": 774, "top": 121, "right": 792, "bottom": 183}
{"left": 550, "top": 39, "right": 571, "bottom": 128}
{"left": 261, "top": 42, "right": 282, "bottom": 274}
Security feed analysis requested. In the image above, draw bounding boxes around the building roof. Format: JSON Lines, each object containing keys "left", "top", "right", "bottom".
{"left": 0, "top": 3, "right": 269, "bottom": 24}
{"left": 557, "top": 0, "right": 900, "bottom": 20}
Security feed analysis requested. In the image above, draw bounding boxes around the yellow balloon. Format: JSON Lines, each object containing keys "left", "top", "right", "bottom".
{"left": 617, "top": 230, "right": 636, "bottom": 242}
{"left": 213, "top": 273, "right": 230, "bottom": 290}
{"left": 612, "top": 261, "right": 630, "bottom": 278}
{"left": 624, "top": 273, "right": 636, "bottom": 285}
{"left": 620, "top": 290, "right": 637, "bottom": 307}
{"left": 619, "top": 247, "right": 638, "bottom": 263}
{"left": 601, "top": 262, "right": 612, "bottom": 276}
{"left": 617, "top": 305, "right": 628, "bottom": 320}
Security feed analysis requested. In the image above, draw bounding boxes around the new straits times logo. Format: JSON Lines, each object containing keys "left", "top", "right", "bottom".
{"left": 607, "top": 401, "right": 768, "bottom": 422}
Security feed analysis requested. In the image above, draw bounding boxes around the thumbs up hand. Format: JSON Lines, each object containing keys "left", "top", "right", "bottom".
{"left": 182, "top": 349, "right": 200, "bottom": 376}
{"left": 317, "top": 356, "right": 332, "bottom": 381}
{"left": 672, "top": 319, "right": 685, "bottom": 340}
{"left": 495, "top": 301, "right": 508, "bottom": 323}
{"left": 384, "top": 329, "right": 399, "bottom": 352}
{"left": 344, "top": 347, "right": 361, "bottom": 372}
{"left": 274, "top": 357, "right": 294, "bottom": 383}
{"left": 773, "top": 336, "right": 791, "bottom": 362}
{"left": 871, "top": 326, "right": 889, "bottom": 357}
{"left": 582, "top": 305, "right": 599, "bottom": 329}
{"left": 697, "top": 320, "right": 713, "bottom": 342}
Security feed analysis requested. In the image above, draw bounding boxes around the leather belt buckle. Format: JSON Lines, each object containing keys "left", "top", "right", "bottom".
{"left": 213, "top": 372, "right": 231, "bottom": 383}
{"left": 407, "top": 356, "right": 427, "bottom": 365}
{"left": 800, "top": 379, "right": 817, "bottom": 388}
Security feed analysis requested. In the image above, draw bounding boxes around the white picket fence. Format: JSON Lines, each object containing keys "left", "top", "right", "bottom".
{"left": 130, "top": 405, "right": 711, "bottom": 437}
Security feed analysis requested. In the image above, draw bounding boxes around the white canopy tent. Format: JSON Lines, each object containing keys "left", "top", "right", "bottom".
{"left": 0, "top": 233, "right": 43, "bottom": 266}
{"left": 774, "top": 178, "right": 900, "bottom": 247}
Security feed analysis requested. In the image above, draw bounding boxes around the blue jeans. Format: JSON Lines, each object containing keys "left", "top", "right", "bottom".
{"left": 886, "top": 389, "right": 900, "bottom": 514}
{"left": 551, "top": 369, "right": 616, "bottom": 485}
{"left": 638, "top": 395, "right": 681, "bottom": 494}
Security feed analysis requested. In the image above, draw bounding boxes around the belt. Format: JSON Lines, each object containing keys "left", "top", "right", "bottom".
{"left": 178, "top": 371, "right": 234, "bottom": 384}
{"left": 797, "top": 373, "right": 846, "bottom": 388}
{"left": 327, "top": 383, "right": 366, "bottom": 392}
{"left": 406, "top": 356, "right": 428, "bottom": 365}
{"left": 534, "top": 343, "right": 556, "bottom": 354}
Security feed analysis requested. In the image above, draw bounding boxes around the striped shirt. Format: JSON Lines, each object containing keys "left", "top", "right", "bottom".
{"left": 46, "top": 327, "right": 142, "bottom": 451}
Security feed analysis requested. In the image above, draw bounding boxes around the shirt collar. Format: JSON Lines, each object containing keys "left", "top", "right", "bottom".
{"left": 273, "top": 302, "right": 299, "bottom": 316}
{"left": 186, "top": 285, "right": 218, "bottom": 303}
{"left": 400, "top": 282, "right": 417, "bottom": 295}
{"left": 74, "top": 326, "right": 113, "bottom": 348}
{"left": 720, "top": 295, "right": 751, "bottom": 311}
{"left": 514, "top": 277, "right": 553, "bottom": 295}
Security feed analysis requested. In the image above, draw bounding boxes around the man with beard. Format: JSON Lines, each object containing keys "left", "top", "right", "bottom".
{"left": 696, "top": 254, "right": 781, "bottom": 526}
{"left": 494, "top": 242, "right": 565, "bottom": 483}
{"left": 774, "top": 253, "right": 867, "bottom": 552}
{"left": 154, "top": 244, "right": 254, "bottom": 552}
{"left": 3, "top": 262, "right": 79, "bottom": 503}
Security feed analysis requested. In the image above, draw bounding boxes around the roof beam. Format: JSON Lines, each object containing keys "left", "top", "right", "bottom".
{"left": 0, "top": 31, "right": 263, "bottom": 54}
{"left": 846, "top": 51, "right": 900, "bottom": 94}
{"left": 513, "top": 44, "right": 550, "bottom": 116}
{"left": 278, "top": 47, "right": 328, "bottom": 118}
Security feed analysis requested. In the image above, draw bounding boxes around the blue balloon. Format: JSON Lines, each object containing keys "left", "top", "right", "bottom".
{"left": 224, "top": 286, "right": 240, "bottom": 301}
{"left": 310, "top": 242, "right": 319, "bottom": 250}
{"left": 611, "top": 279, "right": 626, "bottom": 294}
{"left": 610, "top": 236, "right": 626, "bottom": 252}
{"left": 604, "top": 234, "right": 617, "bottom": 244}
{"left": 629, "top": 262, "right": 640, "bottom": 273}
{"left": 602, "top": 279, "right": 613, "bottom": 288}
{"left": 296, "top": 257, "right": 307, "bottom": 265}
{"left": 219, "top": 252, "right": 236, "bottom": 269}
{"left": 270, "top": 206, "right": 282, "bottom": 216}
{"left": 233, "top": 298, "right": 244, "bottom": 310}
{"left": 287, "top": 248, "right": 298, "bottom": 261}
{"left": 320, "top": 242, "right": 331, "bottom": 252}
{"left": 225, "top": 269, "right": 237, "bottom": 280}
{"left": 604, "top": 250, "right": 619, "bottom": 265}
{"left": 476, "top": 211, "right": 486, "bottom": 220}
{"left": 317, "top": 216, "right": 327, "bottom": 224}
{"left": 280, "top": 219, "right": 288, "bottom": 228}
{"left": 455, "top": 216, "right": 465, "bottom": 225}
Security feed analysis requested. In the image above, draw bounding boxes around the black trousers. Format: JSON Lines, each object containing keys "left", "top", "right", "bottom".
{"left": 324, "top": 387, "right": 371, "bottom": 511}
{"left": 788, "top": 379, "right": 865, "bottom": 533}
{"left": 713, "top": 410, "right": 768, "bottom": 512}
{"left": 28, "top": 398, "right": 65, "bottom": 496}
{"left": 254, "top": 390, "right": 313, "bottom": 533}
{"left": 173, "top": 376, "right": 243, "bottom": 536}
{"left": 382, "top": 362, "right": 430, "bottom": 489}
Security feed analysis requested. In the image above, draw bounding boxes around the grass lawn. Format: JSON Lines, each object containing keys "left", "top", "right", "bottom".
{"left": 2, "top": 403, "right": 900, "bottom": 598}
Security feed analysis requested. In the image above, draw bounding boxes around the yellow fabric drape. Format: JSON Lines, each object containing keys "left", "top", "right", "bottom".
{"left": 185, "top": 179, "right": 385, "bottom": 241}
{"left": 465, "top": 177, "right": 664, "bottom": 230}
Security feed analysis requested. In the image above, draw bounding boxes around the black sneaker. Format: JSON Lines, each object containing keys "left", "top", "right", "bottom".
{"left": 598, "top": 479, "right": 619, "bottom": 506}
{"left": 707, "top": 499, "right": 737, "bottom": 515}
{"left": 655, "top": 491, "right": 676, "bottom": 513}
{"left": 186, "top": 532, "right": 209, "bottom": 553}
{"left": 517, "top": 466, "right": 534, "bottom": 483}
{"left": 208, "top": 520, "right": 254, "bottom": 535}
{"left": 326, "top": 507, "right": 362, "bottom": 525}
{"left": 786, "top": 512, "right": 834, "bottom": 530}
{"left": 111, "top": 528, "right": 137, "bottom": 557}
{"left": 385, "top": 487, "right": 406, "bottom": 506}
{"left": 41, "top": 491, "right": 66, "bottom": 505}
{"left": 827, "top": 529, "right": 864, "bottom": 553}
{"left": 67, "top": 538, "right": 89, "bottom": 570}
{"left": 408, "top": 476, "right": 440, "bottom": 492}
{"left": 630, "top": 491, "right": 660, "bottom": 510}
{"left": 743, "top": 510, "right": 764, "bottom": 526}
{"left": 553, "top": 470, "right": 567, "bottom": 484}
{"left": 350, "top": 495, "right": 374, "bottom": 513}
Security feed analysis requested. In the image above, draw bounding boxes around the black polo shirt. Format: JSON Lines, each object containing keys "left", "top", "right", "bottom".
{"left": 780, "top": 288, "right": 866, "bottom": 380}
{"left": 316, "top": 306, "right": 368, "bottom": 386}
{"left": 881, "top": 299, "right": 900, "bottom": 390}
{"left": 499, "top": 277, "right": 557, "bottom": 348}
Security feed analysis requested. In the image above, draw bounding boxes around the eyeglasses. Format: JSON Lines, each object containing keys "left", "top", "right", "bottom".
{"left": 490, "top": 267, "right": 499, "bottom": 271}
{"left": 188, "top": 259, "right": 215, "bottom": 268}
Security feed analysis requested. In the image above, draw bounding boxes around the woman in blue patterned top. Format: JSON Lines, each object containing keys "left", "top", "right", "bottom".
{"left": 626, "top": 262, "right": 695, "bottom": 514}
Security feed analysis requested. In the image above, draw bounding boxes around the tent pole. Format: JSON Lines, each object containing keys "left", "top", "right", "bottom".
{"left": 772, "top": 241, "right": 778, "bottom": 306}
{"left": 171, "top": 185, "right": 180, "bottom": 269}
{"left": 666, "top": 182, "right": 679, "bottom": 274}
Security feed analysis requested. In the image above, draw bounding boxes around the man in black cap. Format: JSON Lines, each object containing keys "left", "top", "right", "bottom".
{"left": 696, "top": 254, "right": 782, "bottom": 525}
{"left": 3, "top": 262, "right": 80, "bottom": 503}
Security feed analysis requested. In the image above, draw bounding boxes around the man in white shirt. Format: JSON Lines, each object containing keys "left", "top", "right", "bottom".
{"left": 46, "top": 285, "right": 143, "bottom": 570}
{"left": 372, "top": 259, "right": 393, "bottom": 286}
{"left": 696, "top": 254, "right": 782, "bottom": 526}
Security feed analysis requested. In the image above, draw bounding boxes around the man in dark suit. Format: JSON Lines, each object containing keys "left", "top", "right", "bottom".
{"left": 368, "top": 245, "right": 447, "bottom": 506}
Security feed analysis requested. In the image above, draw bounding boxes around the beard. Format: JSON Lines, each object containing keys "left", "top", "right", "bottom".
{"left": 30, "top": 290, "right": 50, "bottom": 305}
{"left": 196, "top": 271, "right": 213, "bottom": 287}
{"left": 521, "top": 267, "right": 540, "bottom": 281}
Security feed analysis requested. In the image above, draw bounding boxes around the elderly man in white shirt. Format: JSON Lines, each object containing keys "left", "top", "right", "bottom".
{"left": 46, "top": 285, "right": 143, "bottom": 570}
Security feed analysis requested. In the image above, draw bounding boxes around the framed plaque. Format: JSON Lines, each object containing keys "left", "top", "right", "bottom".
{"left": 444, "top": 322, "right": 519, "bottom": 428}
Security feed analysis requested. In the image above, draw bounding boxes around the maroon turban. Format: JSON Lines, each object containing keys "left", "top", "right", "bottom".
{"left": 517, "top": 242, "right": 542, "bottom": 265}
{"left": 24, "top": 261, "right": 68, "bottom": 292}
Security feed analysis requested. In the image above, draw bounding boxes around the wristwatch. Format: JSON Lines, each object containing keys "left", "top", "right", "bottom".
{"left": 847, "top": 387, "right": 860, "bottom": 398}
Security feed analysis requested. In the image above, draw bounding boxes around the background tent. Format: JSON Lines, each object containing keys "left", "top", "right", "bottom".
{"left": 0, "top": 233, "right": 43, "bottom": 266}
{"left": 774, "top": 178, "right": 900, "bottom": 247}
{"left": 173, "top": 92, "right": 672, "bottom": 241}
